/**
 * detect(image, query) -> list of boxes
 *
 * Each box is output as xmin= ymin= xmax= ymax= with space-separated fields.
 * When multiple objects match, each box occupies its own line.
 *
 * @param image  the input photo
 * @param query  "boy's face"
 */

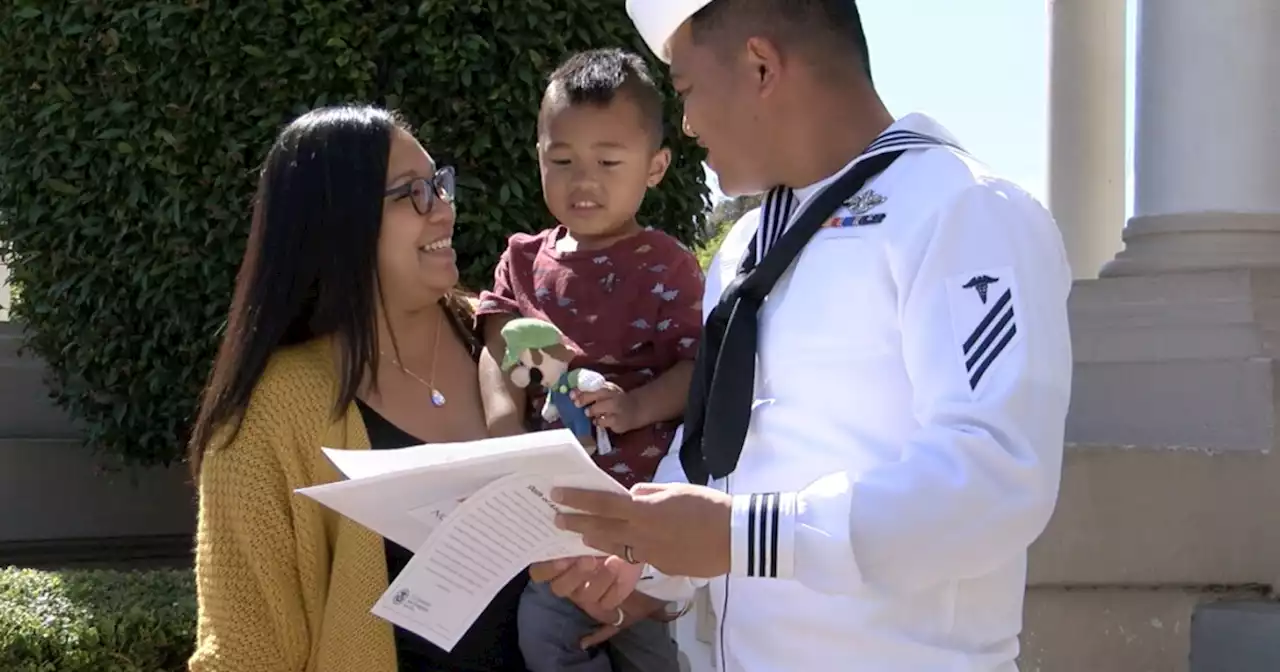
xmin=537 ymin=92 xmax=671 ymax=241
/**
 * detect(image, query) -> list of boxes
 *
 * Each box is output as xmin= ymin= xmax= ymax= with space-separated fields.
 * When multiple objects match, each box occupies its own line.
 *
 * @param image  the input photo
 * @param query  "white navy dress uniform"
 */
xmin=626 ymin=1 xmax=1074 ymax=671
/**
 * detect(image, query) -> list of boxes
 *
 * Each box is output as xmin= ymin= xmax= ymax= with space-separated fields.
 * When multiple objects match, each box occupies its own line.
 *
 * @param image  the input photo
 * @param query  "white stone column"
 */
xmin=1103 ymin=0 xmax=1280 ymax=276
xmin=1047 ymin=0 xmax=1127 ymax=280
xmin=1048 ymin=6 xmax=1280 ymax=667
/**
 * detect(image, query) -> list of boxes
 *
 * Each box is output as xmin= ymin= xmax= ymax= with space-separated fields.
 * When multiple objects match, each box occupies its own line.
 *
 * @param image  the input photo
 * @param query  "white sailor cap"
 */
xmin=626 ymin=0 xmax=716 ymax=63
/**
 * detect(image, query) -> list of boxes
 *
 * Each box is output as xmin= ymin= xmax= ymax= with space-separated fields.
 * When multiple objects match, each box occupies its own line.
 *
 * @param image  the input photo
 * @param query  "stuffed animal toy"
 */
xmin=500 ymin=317 xmax=613 ymax=455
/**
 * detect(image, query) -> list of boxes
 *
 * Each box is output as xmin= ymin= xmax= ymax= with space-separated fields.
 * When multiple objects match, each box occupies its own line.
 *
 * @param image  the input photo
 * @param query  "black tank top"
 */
xmin=355 ymin=300 xmax=529 ymax=672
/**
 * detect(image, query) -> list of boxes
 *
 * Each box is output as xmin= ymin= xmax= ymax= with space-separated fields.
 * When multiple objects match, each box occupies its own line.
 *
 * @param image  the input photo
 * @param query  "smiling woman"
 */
xmin=186 ymin=105 xmax=529 ymax=672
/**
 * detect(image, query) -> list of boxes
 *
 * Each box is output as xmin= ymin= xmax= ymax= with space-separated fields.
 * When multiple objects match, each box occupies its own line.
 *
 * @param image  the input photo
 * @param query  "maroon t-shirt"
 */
xmin=477 ymin=226 xmax=705 ymax=487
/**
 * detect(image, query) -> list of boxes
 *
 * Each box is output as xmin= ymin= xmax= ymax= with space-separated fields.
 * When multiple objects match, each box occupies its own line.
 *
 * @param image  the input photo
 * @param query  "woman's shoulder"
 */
xmin=261 ymin=338 xmax=338 ymax=392
xmin=238 ymin=339 xmax=339 ymax=433
xmin=199 ymin=339 xmax=339 ymax=476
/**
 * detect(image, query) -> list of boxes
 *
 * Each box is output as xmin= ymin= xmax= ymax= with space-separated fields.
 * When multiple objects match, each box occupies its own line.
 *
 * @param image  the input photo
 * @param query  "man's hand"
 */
xmin=528 ymin=555 xmax=643 ymax=611
xmin=573 ymin=384 xmax=640 ymax=434
xmin=553 ymin=482 xmax=732 ymax=578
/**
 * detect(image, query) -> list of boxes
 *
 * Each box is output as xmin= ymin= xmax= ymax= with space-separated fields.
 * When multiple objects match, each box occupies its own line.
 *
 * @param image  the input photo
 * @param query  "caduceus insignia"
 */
xmin=963 ymin=274 xmax=1000 ymax=303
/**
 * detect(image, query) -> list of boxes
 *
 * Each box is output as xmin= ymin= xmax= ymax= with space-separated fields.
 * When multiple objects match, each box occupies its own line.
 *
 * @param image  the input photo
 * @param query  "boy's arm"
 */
xmin=625 ymin=360 xmax=694 ymax=428
xmin=479 ymin=313 xmax=527 ymax=437
xmin=477 ymin=242 xmax=531 ymax=438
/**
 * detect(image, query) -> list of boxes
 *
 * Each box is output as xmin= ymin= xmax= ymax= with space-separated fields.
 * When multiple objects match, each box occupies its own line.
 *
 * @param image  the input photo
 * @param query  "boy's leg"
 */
xmin=518 ymin=580 xmax=615 ymax=672
xmin=606 ymin=617 xmax=683 ymax=672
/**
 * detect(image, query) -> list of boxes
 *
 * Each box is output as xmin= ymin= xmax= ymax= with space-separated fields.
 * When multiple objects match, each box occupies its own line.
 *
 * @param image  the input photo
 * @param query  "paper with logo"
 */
xmin=294 ymin=428 xmax=628 ymax=651
xmin=371 ymin=472 xmax=600 ymax=650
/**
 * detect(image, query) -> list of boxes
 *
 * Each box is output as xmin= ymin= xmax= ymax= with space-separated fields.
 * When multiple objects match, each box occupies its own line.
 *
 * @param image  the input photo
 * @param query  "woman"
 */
xmin=187 ymin=105 xmax=527 ymax=672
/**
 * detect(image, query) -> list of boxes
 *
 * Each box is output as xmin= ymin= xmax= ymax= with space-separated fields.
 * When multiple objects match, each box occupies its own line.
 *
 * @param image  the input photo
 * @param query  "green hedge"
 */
xmin=697 ymin=194 xmax=763 ymax=269
xmin=0 ymin=567 xmax=195 ymax=671
xmin=0 ymin=1 xmax=707 ymax=467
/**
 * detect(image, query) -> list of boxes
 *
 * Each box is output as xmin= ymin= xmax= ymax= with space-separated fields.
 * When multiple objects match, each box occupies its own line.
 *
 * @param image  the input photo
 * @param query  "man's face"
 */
xmin=668 ymin=23 xmax=775 ymax=196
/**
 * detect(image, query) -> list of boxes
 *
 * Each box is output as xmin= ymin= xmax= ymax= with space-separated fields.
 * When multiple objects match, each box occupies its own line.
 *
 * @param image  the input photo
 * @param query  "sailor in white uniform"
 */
xmin=533 ymin=1 xmax=1073 ymax=670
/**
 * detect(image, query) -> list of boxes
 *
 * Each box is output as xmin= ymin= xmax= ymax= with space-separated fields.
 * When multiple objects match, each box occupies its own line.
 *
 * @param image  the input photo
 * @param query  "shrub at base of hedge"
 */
xmin=0 ymin=567 xmax=195 ymax=672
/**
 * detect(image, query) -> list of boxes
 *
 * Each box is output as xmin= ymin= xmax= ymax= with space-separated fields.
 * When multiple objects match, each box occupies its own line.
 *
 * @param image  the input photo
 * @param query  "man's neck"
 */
xmin=779 ymin=88 xmax=896 ymax=189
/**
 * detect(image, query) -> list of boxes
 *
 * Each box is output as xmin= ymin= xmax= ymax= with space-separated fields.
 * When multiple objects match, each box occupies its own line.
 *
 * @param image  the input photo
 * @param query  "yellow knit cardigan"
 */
xmin=189 ymin=338 xmax=398 ymax=672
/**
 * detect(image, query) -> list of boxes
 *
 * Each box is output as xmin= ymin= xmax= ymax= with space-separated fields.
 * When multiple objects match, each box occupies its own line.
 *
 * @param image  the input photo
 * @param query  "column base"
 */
xmin=1019 ymin=587 xmax=1265 ymax=672
xmin=1031 ymin=267 xmax=1280 ymax=588
xmin=1101 ymin=212 xmax=1280 ymax=277
xmin=1068 ymin=267 xmax=1280 ymax=451
xmin=1191 ymin=601 xmax=1280 ymax=672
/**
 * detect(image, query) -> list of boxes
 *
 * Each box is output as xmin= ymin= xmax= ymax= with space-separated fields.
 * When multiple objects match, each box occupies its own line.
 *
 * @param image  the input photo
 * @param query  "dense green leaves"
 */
xmin=0 ymin=0 xmax=708 ymax=467
xmin=0 ymin=568 xmax=195 ymax=671
xmin=698 ymin=194 xmax=764 ymax=269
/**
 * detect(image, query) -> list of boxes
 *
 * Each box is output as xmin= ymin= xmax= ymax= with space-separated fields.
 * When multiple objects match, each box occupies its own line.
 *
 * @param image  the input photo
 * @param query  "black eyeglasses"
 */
xmin=385 ymin=166 xmax=455 ymax=215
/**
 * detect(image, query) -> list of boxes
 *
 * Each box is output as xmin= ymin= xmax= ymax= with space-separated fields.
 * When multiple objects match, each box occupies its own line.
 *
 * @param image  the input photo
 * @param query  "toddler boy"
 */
xmin=477 ymin=48 xmax=703 ymax=672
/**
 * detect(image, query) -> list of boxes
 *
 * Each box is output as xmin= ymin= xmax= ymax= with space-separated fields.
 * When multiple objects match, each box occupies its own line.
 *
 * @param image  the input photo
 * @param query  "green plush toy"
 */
xmin=500 ymin=317 xmax=613 ymax=455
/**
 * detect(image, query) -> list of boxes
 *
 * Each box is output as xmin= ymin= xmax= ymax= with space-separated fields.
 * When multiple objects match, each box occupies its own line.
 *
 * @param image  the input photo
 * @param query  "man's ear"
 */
xmin=744 ymin=36 xmax=783 ymax=98
xmin=647 ymin=147 xmax=672 ymax=188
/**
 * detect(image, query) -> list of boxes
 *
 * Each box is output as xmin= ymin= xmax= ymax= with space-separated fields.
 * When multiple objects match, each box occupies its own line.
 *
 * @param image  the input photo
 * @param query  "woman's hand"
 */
xmin=577 ymin=591 xmax=670 ymax=649
xmin=529 ymin=555 xmax=643 ymax=611
xmin=571 ymin=554 xmax=644 ymax=612
xmin=573 ymin=383 xmax=640 ymax=434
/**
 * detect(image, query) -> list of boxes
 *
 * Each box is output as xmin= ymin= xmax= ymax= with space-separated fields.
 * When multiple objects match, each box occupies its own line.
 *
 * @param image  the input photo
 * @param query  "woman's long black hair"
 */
xmin=188 ymin=105 xmax=468 ymax=475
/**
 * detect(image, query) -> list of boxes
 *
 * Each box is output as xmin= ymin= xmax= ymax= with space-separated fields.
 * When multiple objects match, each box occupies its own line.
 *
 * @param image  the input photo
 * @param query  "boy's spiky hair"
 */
xmin=543 ymin=48 xmax=666 ymax=147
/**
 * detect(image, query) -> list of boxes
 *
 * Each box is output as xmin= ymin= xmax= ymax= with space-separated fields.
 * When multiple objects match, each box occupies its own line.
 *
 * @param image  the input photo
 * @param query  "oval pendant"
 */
xmin=430 ymin=388 xmax=447 ymax=408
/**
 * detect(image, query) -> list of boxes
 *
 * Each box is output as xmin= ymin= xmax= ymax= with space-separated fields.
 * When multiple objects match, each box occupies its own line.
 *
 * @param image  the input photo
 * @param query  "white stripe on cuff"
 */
xmin=730 ymin=492 xmax=797 ymax=579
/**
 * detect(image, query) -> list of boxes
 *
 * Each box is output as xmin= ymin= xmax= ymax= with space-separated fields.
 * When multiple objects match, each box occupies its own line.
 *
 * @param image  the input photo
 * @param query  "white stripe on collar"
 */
xmin=757 ymin=188 xmax=797 ymax=263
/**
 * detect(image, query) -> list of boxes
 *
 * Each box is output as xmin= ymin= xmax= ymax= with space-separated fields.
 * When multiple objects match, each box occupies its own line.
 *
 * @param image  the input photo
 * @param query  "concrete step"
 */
xmin=1030 ymin=445 xmax=1280 ymax=587
xmin=1020 ymin=586 xmax=1267 ymax=672
xmin=0 ymin=321 xmax=81 ymax=438
xmin=0 ymin=438 xmax=194 ymax=544
xmin=675 ymin=583 xmax=1262 ymax=672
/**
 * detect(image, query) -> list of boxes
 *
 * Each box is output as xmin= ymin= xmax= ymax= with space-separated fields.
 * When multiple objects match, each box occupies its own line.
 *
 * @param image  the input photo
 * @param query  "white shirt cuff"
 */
xmin=794 ymin=471 xmax=865 ymax=593
xmin=729 ymin=492 xmax=797 ymax=579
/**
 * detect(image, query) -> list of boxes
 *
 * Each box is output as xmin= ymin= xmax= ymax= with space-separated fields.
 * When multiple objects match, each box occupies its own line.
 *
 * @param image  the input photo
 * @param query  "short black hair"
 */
xmin=542 ymin=48 xmax=666 ymax=147
xmin=690 ymin=0 xmax=873 ymax=83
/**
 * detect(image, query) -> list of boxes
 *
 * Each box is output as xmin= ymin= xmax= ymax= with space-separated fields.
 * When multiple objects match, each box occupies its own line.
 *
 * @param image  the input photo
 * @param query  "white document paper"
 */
xmin=372 ymin=472 xmax=595 ymax=651
xmin=294 ymin=429 xmax=628 ymax=651
xmin=296 ymin=428 xmax=625 ymax=551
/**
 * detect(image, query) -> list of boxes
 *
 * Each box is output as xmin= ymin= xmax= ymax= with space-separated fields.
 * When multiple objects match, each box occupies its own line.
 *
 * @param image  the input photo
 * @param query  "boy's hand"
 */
xmin=573 ymin=384 xmax=639 ymax=434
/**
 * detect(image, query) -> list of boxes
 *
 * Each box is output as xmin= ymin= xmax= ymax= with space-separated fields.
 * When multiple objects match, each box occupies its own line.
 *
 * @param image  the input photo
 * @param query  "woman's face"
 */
xmin=378 ymin=129 xmax=458 ymax=309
